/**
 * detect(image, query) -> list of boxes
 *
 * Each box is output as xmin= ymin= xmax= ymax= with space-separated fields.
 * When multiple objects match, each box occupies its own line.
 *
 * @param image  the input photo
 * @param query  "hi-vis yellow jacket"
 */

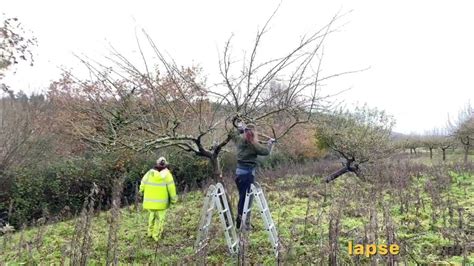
xmin=140 ymin=168 xmax=178 ymax=210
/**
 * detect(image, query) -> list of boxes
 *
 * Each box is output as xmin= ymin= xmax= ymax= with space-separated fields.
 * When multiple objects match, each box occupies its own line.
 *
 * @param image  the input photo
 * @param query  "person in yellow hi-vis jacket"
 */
xmin=140 ymin=157 xmax=178 ymax=241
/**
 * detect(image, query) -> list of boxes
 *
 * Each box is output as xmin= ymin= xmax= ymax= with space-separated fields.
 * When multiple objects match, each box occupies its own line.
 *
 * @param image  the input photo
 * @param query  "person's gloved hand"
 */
xmin=267 ymin=138 xmax=276 ymax=144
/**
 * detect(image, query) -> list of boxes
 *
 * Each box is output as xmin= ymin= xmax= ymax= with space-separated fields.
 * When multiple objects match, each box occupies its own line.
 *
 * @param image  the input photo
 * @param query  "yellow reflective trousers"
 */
xmin=147 ymin=209 xmax=167 ymax=241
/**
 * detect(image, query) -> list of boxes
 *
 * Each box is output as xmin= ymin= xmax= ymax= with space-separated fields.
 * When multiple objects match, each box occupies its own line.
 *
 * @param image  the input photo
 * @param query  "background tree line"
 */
xmin=2 ymin=84 xmax=472 ymax=227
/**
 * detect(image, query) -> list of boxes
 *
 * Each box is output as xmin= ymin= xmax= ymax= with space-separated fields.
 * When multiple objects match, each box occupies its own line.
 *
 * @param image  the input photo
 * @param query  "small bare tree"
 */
xmin=449 ymin=102 xmax=474 ymax=163
xmin=438 ymin=134 xmax=454 ymax=161
xmin=403 ymin=134 xmax=422 ymax=155
xmin=52 ymin=10 xmax=355 ymax=180
xmin=315 ymin=105 xmax=395 ymax=182
xmin=421 ymin=132 xmax=440 ymax=160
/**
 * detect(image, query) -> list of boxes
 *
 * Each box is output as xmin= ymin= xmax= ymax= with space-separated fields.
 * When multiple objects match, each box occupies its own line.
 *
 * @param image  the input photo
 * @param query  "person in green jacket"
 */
xmin=230 ymin=123 xmax=275 ymax=229
xmin=140 ymin=157 xmax=178 ymax=241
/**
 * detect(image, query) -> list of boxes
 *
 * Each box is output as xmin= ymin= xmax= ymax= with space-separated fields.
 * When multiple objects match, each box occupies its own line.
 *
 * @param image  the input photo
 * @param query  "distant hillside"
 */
xmin=390 ymin=131 xmax=408 ymax=140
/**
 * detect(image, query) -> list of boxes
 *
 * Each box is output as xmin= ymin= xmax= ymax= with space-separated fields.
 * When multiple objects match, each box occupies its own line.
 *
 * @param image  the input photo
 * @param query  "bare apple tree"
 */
xmin=51 ymin=11 xmax=355 ymax=180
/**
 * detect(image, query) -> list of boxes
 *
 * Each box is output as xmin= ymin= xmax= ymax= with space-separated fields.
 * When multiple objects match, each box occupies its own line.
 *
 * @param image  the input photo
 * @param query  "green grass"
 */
xmin=1 ymin=169 xmax=473 ymax=264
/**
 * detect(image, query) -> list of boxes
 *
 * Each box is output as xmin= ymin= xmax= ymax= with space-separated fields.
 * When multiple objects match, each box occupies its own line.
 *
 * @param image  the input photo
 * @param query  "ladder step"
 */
xmin=197 ymin=242 xmax=208 ymax=250
xmin=267 ymin=223 xmax=274 ymax=230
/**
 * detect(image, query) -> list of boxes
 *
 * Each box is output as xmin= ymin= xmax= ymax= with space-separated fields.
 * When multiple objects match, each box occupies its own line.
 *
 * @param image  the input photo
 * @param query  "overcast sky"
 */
xmin=2 ymin=0 xmax=473 ymax=134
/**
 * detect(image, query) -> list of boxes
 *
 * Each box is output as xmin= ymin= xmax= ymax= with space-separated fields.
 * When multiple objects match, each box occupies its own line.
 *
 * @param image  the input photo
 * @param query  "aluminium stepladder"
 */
xmin=194 ymin=182 xmax=279 ymax=257
xmin=194 ymin=183 xmax=239 ymax=254
xmin=241 ymin=182 xmax=279 ymax=257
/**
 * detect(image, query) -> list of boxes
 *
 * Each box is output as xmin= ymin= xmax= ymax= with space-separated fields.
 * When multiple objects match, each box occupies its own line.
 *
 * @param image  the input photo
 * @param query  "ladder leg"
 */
xmin=245 ymin=192 xmax=254 ymax=227
xmin=195 ymin=185 xmax=216 ymax=252
xmin=215 ymin=183 xmax=239 ymax=254
xmin=253 ymin=183 xmax=279 ymax=256
xmin=222 ymin=192 xmax=239 ymax=254
xmin=240 ymin=185 xmax=254 ymax=232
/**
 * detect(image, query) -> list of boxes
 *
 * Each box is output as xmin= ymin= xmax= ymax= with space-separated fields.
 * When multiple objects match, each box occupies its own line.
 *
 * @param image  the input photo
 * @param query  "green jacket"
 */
xmin=230 ymin=129 xmax=271 ymax=168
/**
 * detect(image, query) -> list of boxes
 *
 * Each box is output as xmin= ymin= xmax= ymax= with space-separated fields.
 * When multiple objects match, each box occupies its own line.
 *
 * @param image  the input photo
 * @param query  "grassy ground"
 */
xmin=1 ymin=164 xmax=473 ymax=264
